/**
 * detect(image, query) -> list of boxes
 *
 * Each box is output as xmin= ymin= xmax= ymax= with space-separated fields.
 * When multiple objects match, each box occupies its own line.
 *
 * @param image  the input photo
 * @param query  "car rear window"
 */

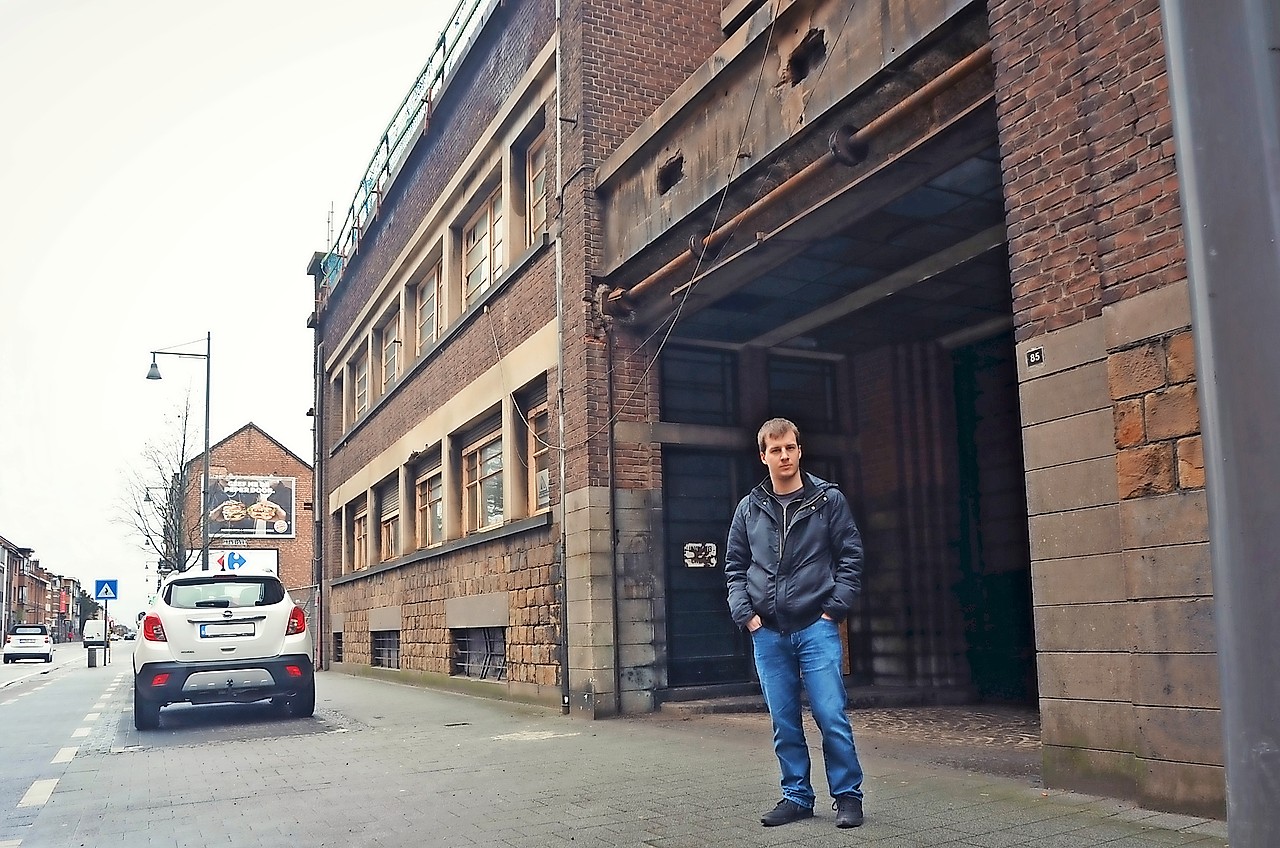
xmin=165 ymin=577 xmax=286 ymax=610
xmin=12 ymin=625 xmax=47 ymax=635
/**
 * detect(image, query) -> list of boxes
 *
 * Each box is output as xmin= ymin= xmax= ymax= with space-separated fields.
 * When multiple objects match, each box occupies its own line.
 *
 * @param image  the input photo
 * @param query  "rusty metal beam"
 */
xmin=604 ymin=42 xmax=994 ymax=316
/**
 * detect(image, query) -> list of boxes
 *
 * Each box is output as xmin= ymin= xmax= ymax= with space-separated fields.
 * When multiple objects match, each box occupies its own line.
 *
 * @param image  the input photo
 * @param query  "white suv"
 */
xmin=132 ymin=566 xmax=315 ymax=730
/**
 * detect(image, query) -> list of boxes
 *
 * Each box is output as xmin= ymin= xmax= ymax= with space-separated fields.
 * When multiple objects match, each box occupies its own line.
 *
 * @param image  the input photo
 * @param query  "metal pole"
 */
xmin=202 ymin=331 xmax=212 ymax=571
xmin=1160 ymin=1 xmax=1280 ymax=842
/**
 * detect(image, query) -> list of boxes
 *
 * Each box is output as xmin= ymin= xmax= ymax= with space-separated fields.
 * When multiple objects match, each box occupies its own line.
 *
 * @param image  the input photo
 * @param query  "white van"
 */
xmin=83 ymin=620 xmax=107 ymax=647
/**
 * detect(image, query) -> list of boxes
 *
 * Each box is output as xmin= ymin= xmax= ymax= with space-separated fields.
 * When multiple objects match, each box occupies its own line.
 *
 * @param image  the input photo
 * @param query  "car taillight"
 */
xmin=286 ymin=606 xmax=306 ymax=636
xmin=43 ymin=636 xmax=51 ymax=644
xmin=285 ymin=665 xmax=303 ymax=678
xmin=151 ymin=673 xmax=170 ymax=687
xmin=2 ymin=635 xmax=9 ymax=645
xmin=142 ymin=614 xmax=167 ymax=642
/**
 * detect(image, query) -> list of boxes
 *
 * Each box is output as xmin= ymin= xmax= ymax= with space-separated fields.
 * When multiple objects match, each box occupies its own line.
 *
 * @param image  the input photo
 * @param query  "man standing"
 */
xmin=725 ymin=417 xmax=866 ymax=828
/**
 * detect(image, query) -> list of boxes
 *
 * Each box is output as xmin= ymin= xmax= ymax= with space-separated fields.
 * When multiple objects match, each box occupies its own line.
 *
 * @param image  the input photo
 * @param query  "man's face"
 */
xmin=760 ymin=431 xmax=802 ymax=488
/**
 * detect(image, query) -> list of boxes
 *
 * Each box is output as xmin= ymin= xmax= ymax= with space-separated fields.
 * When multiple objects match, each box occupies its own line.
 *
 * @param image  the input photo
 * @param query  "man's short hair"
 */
xmin=757 ymin=417 xmax=801 ymax=453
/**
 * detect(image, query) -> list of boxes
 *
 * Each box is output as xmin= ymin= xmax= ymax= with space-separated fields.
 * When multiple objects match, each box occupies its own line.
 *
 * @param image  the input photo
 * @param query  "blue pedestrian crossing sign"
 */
xmin=94 ymin=580 xmax=119 ymax=601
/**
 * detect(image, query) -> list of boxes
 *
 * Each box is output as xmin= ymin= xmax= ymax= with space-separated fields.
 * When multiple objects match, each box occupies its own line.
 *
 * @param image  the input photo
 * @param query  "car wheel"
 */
xmin=287 ymin=680 xmax=315 ymax=718
xmin=133 ymin=685 xmax=161 ymax=731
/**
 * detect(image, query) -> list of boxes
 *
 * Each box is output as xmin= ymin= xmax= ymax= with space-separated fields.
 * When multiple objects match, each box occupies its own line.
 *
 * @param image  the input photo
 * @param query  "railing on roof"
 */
xmin=319 ymin=0 xmax=489 ymax=294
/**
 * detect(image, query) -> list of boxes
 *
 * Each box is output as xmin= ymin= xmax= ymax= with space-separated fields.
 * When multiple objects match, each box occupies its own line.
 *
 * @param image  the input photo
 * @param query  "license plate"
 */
xmin=200 ymin=622 xmax=255 ymax=638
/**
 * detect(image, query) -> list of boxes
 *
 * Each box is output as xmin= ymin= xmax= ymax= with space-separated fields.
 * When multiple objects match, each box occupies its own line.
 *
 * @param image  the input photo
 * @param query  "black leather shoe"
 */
xmin=833 ymin=796 xmax=864 ymax=828
xmin=761 ymin=799 xmax=814 ymax=826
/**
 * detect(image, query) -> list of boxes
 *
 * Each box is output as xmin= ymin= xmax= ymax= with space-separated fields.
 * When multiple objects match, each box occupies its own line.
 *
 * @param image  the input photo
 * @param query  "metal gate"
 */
xmin=663 ymin=449 xmax=757 ymax=687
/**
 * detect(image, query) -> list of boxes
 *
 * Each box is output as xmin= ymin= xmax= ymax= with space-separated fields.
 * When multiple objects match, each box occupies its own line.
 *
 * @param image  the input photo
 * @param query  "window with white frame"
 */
xmin=351 ymin=506 xmax=369 ymax=572
xmin=378 ymin=478 xmax=399 ymax=561
xmin=527 ymin=135 xmax=548 ymax=244
xmin=527 ymin=403 xmax=551 ymax=511
xmin=415 ymin=467 xmax=444 ymax=548
xmin=464 ymin=189 xmax=505 ymax=305
xmin=353 ymin=352 xmax=369 ymax=419
xmin=416 ymin=262 xmax=442 ymax=354
xmin=379 ymin=312 xmax=400 ymax=391
xmin=463 ymin=426 xmax=503 ymax=533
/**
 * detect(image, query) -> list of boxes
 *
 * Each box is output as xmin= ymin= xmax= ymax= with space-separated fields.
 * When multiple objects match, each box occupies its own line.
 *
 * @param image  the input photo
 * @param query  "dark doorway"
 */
xmin=952 ymin=333 xmax=1037 ymax=703
xmin=663 ymin=449 xmax=758 ymax=687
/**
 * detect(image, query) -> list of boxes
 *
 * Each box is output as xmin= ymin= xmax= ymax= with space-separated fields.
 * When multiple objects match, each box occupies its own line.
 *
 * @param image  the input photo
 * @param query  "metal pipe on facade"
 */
xmin=605 ymin=329 xmax=622 ymax=716
xmin=604 ymin=43 xmax=994 ymax=315
xmin=553 ymin=0 xmax=571 ymax=716
xmin=1161 ymin=0 xmax=1280 ymax=841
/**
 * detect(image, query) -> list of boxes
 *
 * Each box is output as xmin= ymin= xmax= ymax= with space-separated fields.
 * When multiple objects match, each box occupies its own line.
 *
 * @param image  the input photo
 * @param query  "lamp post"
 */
xmin=146 ymin=332 xmax=212 ymax=571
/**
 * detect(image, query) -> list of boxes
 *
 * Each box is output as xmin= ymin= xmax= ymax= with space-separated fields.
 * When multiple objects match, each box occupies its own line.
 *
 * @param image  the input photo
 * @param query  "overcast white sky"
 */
xmin=0 ymin=0 xmax=453 ymax=623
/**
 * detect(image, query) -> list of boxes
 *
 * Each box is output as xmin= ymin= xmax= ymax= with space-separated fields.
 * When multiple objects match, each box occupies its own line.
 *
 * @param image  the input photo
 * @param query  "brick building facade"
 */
xmin=191 ymin=423 xmax=315 ymax=603
xmin=310 ymin=0 xmax=1228 ymax=816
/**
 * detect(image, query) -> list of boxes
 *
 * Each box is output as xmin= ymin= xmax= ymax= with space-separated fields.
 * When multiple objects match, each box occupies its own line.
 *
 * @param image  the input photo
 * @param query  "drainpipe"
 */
xmin=313 ymin=336 xmax=325 ymax=670
xmin=603 ymin=43 xmax=994 ymax=315
xmin=605 ymin=327 xmax=622 ymax=716
xmin=1161 ymin=1 xmax=1280 ymax=841
xmin=553 ymin=0 xmax=571 ymax=716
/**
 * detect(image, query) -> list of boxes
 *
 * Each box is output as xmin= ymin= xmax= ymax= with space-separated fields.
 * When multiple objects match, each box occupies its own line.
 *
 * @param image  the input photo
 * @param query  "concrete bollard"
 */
xmin=87 ymin=647 xmax=98 ymax=668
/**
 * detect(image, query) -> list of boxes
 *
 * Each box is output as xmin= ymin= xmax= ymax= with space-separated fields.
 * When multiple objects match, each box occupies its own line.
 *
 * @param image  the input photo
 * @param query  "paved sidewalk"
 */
xmin=29 ymin=671 xmax=1228 ymax=847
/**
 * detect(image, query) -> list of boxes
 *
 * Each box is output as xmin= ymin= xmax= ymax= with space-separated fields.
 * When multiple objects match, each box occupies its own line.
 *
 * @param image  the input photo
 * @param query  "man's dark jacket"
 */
xmin=725 ymin=472 xmax=863 ymax=633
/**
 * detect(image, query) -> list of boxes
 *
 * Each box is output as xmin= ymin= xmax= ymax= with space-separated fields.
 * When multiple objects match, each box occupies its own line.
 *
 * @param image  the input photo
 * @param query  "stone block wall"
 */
xmin=990 ymin=0 xmax=1222 ymax=816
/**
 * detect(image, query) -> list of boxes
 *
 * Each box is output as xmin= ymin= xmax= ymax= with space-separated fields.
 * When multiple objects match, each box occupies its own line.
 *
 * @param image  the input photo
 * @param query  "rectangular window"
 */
xmin=371 ymin=630 xmax=400 ymax=669
xmin=768 ymin=355 xmax=838 ymax=433
xmin=527 ymin=405 xmax=551 ymax=511
xmin=379 ymin=515 xmax=399 ymax=561
xmin=415 ymin=469 xmax=444 ymax=548
xmin=660 ymin=345 xmax=738 ymax=425
xmin=332 ymin=632 xmax=344 ymax=662
xmin=453 ymin=627 xmax=506 ymax=680
xmin=378 ymin=479 xmax=400 ymax=562
xmin=380 ymin=315 xmax=400 ymax=390
xmin=416 ymin=263 xmax=442 ymax=353
xmin=353 ymin=353 xmax=369 ymax=418
xmin=352 ymin=510 xmax=368 ymax=571
xmin=464 ymin=189 xmax=505 ymax=305
xmin=527 ymin=136 xmax=548 ymax=244
xmin=464 ymin=430 xmax=503 ymax=533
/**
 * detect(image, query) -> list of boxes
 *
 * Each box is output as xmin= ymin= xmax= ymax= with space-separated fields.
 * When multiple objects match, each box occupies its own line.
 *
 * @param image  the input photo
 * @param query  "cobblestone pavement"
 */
xmin=13 ymin=671 xmax=1226 ymax=848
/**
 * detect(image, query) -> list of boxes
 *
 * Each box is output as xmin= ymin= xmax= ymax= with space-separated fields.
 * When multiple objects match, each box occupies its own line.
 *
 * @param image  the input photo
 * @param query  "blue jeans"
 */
xmin=752 ymin=617 xmax=864 ymax=807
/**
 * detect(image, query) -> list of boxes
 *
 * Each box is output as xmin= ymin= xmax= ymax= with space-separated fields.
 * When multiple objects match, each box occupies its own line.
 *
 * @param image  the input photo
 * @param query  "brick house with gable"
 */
xmin=190 ymin=423 xmax=315 ymax=605
xmin=307 ymin=0 xmax=1247 ymax=817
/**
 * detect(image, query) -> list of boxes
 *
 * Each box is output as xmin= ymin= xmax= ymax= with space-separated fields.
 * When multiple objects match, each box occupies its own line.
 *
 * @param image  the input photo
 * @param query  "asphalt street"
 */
xmin=0 ymin=657 xmax=1229 ymax=848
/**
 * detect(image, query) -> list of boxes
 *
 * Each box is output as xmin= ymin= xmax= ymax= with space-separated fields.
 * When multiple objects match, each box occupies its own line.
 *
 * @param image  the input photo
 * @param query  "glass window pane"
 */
xmin=660 ymin=346 xmax=738 ymax=425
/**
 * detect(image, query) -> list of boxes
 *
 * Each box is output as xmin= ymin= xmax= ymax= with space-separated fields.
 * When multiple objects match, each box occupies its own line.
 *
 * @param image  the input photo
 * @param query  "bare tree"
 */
xmin=118 ymin=396 xmax=203 ymax=574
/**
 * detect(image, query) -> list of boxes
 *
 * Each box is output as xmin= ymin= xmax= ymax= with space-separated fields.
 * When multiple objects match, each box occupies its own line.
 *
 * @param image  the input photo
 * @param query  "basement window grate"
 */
xmin=453 ymin=626 xmax=507 ymax=681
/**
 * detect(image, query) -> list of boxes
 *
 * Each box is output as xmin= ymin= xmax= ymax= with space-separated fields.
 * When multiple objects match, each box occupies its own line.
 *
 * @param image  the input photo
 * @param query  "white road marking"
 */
xmin=1 ymin=699 xmax=15 ymax=706
xmin=18 ymin=779 xmax=57 ymax=807
xmin=71 ymin=727 xmax=90 ymax=738
xmin=491 ymin=730 xmax=582 ymax=742
xmin=0 ymin=838 xmax=23 ymax=847
xmin=52 ymin=747 xmax=77 ymax=764
xmin=93 ymin=703 xmax=105 ymax=710
xmin=84 ymin=713 xmax=100 ymax=721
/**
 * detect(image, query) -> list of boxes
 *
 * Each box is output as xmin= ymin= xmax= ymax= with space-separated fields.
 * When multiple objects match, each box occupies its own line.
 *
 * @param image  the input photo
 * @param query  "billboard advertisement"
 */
xmin=208 ymin=474 xmax=296 ymax=538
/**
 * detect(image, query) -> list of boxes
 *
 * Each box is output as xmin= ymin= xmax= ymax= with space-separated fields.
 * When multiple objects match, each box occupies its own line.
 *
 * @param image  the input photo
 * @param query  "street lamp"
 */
xmin=146 ymin=332 xmax=212 ymax=571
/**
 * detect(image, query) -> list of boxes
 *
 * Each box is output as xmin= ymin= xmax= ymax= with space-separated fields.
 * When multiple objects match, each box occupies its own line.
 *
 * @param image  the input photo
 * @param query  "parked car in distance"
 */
xmin=132 ymin=565 xmax=315 ymax=730
xmin=82 ymin=619 xmax=107 ymax=648
xmin=4 ymin=624 xmax=54 ymax=663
